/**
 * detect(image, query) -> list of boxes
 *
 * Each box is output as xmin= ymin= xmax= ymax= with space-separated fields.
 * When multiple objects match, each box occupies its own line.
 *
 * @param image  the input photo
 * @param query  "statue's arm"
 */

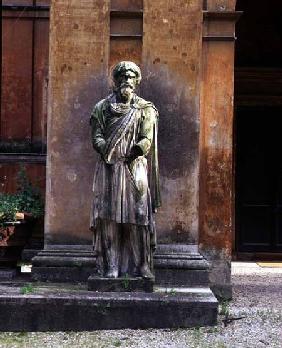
xmin=135 ymin=106 xmax=157 ymax=156
xmin=90 ymin=105 xmax=106 ymax=156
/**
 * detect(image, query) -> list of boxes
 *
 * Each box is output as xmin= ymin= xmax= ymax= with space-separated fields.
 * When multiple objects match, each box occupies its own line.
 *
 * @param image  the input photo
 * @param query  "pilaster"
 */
xmin=199 ymin=3 xmax=242 ymax=298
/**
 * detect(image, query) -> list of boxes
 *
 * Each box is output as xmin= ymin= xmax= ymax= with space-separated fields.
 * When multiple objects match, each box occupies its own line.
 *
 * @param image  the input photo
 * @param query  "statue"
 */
xmin=90 ymin=61 xmax=161 ymax=280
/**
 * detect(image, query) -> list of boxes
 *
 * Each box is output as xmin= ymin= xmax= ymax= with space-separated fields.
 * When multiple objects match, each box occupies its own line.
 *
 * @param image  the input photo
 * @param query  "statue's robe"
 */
xmin=90 ymin=94 xmax=160 ymax=271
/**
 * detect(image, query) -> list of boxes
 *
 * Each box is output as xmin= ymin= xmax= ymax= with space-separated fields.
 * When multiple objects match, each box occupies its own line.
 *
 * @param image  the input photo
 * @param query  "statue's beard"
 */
xmin=117 ymin=83 xmax=135 ymax=103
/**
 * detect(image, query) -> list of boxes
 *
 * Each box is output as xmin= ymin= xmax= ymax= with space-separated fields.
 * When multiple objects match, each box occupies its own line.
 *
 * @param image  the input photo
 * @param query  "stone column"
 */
xmin=142 ymin=0 xmax=210 ymax=287
xmin=32 ymin=0 xmax=110 ymax=281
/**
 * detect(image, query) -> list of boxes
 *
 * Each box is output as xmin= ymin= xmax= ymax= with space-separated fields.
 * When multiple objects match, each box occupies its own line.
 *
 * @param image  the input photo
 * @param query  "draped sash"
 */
xmin=103 ymin=108 xmax=135 ymax=163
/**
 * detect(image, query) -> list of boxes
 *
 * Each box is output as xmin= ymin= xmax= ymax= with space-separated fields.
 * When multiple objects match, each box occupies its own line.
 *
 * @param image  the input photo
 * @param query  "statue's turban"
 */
xmin=112 ymin=61 xmax=142 ymax=85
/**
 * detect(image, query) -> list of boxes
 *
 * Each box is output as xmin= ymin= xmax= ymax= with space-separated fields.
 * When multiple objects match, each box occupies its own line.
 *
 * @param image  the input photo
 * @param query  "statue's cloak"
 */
xmin=90 ymin=94 xmax=161 ymax=251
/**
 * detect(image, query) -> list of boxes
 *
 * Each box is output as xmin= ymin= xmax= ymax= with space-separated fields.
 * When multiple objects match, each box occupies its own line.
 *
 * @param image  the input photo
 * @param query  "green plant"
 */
xmin=0 ymin=194 xmax=19 ymax=226
xmin=20 ymin=283 xmax=34 ymax=294
xmin=163 ymin=288 xmax=177 ymax=295
xmin=122 ymin=274 xmax=130 ymax=290
xmin=0 ymin=166 xmax=44 ymax=226
xmin=112 ymin=339 xmax=122 ymax=347
xmin=169 ymin=288 xmax=177 ymax=295
xmin=219 ymin=300 xmax=230 ymax=317
xmin=15 ymin=166 xmax=44 ymax=218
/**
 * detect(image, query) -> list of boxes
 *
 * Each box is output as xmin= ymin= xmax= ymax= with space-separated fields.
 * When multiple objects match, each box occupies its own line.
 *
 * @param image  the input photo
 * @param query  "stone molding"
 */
xmin=202 ymin=10 xmax=242 ymax=42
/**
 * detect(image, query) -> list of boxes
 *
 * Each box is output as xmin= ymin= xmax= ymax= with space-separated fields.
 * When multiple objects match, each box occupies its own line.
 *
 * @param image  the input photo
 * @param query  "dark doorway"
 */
xmin=236 ymin=106 xmax=282 ymax=252
xmin=235 ymin=0 xmax=282 ymax=254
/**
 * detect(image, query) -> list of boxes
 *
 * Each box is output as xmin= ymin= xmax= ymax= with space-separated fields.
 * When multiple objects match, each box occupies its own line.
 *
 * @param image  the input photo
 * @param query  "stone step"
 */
xmin=0 ymin=268 xmax=17 ymax=281
xmin=0 ymin=283 xmax=218 ymax=330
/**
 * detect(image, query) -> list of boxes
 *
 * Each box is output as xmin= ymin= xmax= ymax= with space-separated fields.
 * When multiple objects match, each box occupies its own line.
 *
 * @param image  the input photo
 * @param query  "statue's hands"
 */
xmin=100 ymin=146 xmax=106 ymax=161
xmin=126 ymin=146 xmax=143 ymax=164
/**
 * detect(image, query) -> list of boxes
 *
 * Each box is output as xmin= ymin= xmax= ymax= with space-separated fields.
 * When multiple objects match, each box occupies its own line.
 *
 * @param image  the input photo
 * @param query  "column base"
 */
xmin=32 ymin=247 xmax=96 ymax=282
xmin=154 ymin=244 xmax=210 ymax=287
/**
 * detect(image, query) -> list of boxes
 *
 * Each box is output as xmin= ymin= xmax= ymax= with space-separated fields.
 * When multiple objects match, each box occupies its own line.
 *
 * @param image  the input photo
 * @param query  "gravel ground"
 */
xmin=0 ymin=263 xmax=281 ymax=348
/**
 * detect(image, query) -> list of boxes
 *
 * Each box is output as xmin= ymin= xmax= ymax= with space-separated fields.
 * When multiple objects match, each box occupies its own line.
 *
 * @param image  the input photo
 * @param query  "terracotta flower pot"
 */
xmin=0 ymin=225 xmax=16 ymax=247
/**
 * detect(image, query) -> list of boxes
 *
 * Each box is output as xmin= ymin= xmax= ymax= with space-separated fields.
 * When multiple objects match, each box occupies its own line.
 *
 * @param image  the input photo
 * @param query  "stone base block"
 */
xmin=88 ymin=276 xmax=154 ymax=292
xmin=154 ymin=244 xmax=210 ymax=287
xmin=32 ymin=249 xmax=96 ymax=282
xmin=155 ymin=269 xmax=209 ymax=287
xmin=0 ymin=287 xmax=218 ymax=330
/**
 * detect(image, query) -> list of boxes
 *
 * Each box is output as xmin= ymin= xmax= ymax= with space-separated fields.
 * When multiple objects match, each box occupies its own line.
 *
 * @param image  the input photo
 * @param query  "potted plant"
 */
xmin=0 ymin=193 xmax=20 ymax=246
xmin=0 ymin=167 xmax=44 ymax=266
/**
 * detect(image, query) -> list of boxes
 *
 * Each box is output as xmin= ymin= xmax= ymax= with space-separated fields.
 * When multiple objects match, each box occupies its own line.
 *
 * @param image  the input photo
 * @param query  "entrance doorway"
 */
xmin=236 ymin=106 xmax=282 ymax=252
xmin=235 ymin=0 xmax=282 ymax=255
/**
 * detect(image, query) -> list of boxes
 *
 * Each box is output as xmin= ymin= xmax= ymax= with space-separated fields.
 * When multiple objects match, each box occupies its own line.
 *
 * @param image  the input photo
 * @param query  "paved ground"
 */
xmin=0 ymin=262 xmax=281 ymax=348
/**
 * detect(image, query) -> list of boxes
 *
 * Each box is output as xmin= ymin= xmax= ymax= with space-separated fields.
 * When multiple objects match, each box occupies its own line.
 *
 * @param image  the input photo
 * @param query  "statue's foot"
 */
xmin=140 ymin=265 xmax=154 ymax=280
xmin=105 ymin=269 xmax=119 ymax=278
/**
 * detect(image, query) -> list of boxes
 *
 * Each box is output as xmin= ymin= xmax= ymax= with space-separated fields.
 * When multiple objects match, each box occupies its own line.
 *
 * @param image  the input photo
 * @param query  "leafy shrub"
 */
xmin=15 ymin=166 xmax=44 ymax=219
xmin=0 ymin=167 xmax=44 ymax=226
xmin=0 ymin=193 xmax=19 ymax=225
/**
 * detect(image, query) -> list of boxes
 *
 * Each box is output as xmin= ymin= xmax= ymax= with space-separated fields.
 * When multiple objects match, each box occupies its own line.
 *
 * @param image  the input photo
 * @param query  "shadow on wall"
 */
xmin=141 ymin=65 xmax=199 ymax=180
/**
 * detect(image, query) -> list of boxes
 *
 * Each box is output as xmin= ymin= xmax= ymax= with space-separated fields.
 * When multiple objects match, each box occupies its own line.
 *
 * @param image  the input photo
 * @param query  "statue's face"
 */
xmin=115 ymin=69 xmax=138 ymax=102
